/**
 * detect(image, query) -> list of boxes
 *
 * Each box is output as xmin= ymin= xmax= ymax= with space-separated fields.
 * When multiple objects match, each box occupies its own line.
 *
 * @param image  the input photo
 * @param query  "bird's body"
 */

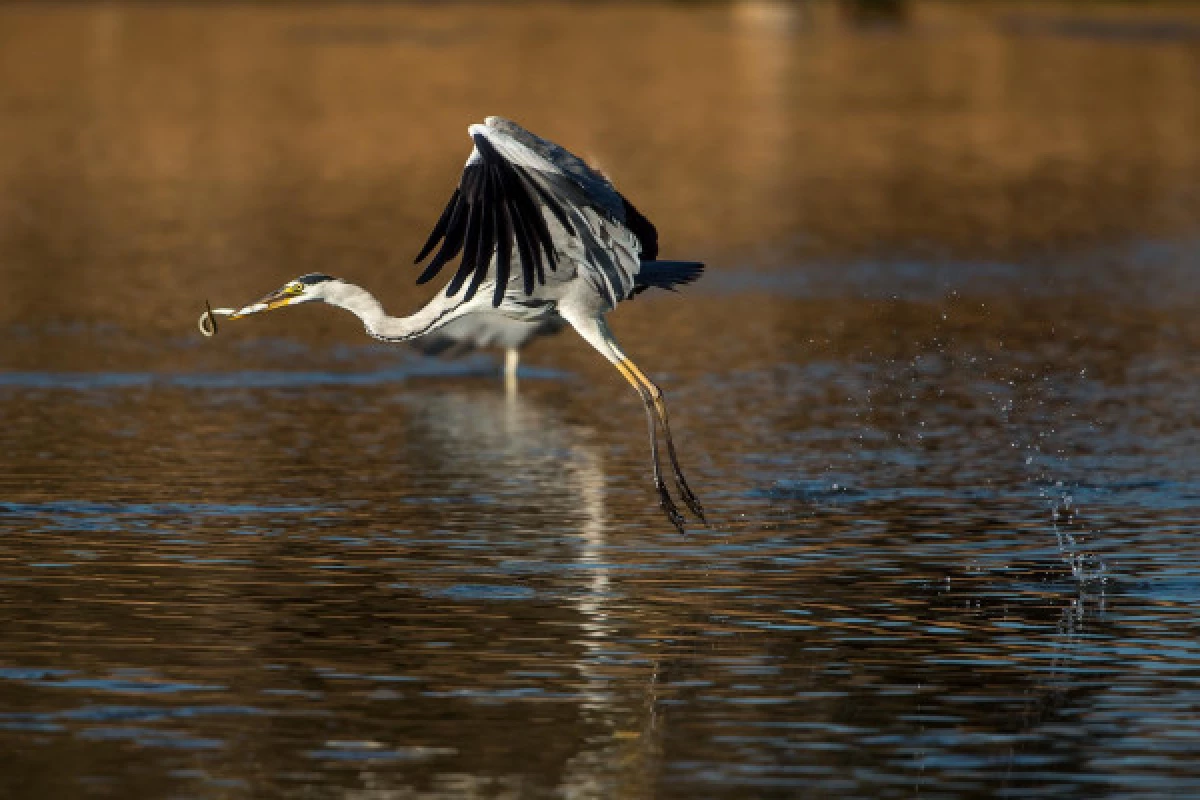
xmin=226 ymin=116 xmax=705 ymax=531
xmin=407 ymin=314 xmax=564 ymax=389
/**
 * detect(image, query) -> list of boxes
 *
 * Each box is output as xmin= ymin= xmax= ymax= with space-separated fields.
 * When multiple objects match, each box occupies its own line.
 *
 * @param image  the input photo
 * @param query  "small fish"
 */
xmin=198 ymin=301 xmax=239 ymax=338
xmin=199 ymin=300 xmax=218 ymax=337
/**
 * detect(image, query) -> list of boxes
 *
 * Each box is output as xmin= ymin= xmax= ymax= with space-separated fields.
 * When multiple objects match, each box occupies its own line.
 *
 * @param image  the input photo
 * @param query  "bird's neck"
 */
xmin=324 ymin=282 xmax=438 ymax=342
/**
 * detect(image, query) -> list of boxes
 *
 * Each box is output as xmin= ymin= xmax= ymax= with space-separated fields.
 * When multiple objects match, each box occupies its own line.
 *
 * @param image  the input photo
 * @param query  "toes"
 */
xmin=663 ymin=504 xmax=687 ymax=535
xmin=682 ymin=490 xmax=707 ymax=526
xmin=674 ymin=471 xmax=707 ymax=525
xmin=657 ymin=483 xmax=686 ymax=535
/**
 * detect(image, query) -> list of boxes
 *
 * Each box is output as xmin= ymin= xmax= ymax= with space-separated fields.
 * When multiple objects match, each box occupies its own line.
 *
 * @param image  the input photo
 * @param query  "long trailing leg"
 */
xmin=610 ymin=356 xmax=686 ymax=533
xmin=620 ymin=358 xmax=707 ymax=524
xmin=566 ymin=312 xmax=698 ymax=533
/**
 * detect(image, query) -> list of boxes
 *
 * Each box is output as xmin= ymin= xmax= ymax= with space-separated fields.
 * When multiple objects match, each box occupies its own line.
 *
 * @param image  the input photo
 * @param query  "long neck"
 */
xmin=324 ymin=282 xmax=444 ymax=342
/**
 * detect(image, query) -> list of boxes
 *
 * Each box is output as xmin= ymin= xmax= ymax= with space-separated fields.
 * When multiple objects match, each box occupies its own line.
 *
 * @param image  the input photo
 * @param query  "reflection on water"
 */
xmin=4 ymin=292 xmax=1200 ymax=798
xmin=3 ymin=2 xmax=1200 ymax=798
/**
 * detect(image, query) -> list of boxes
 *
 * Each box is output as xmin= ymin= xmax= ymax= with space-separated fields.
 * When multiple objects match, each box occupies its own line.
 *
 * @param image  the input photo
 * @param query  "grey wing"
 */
xmin=485 ymin=116 xmax=661 ymax=262
xmin=413 ymin=117 xmax=655 ymax=309
xmin=407 ymin=313 xmax=565 ymax=358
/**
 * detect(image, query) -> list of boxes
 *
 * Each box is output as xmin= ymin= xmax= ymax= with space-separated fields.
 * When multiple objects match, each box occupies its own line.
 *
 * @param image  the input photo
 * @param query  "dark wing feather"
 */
xmin=463 ymin=188 xmax=496 ymax=302
xmin=496 ymin=155 xmax=552 ymax=280
xmin=413 ymin=119 xmax=660 ymax=307
xmin=413 ymin=132 xmax=566 ymax=307
xmin=492 ymin=180 xmax=514 ymax=307
xmin=620 ymin=196 xmax=659 ymax=261
xmin=506 ymin=191 xmax=539 ymax=296
xmin=517 ymin=171 xmax=561 ymax=270
xmin=414 ymin=188 xmax=460 ymax=264
xmin=445 ymin=191 xmax=483 ymax=296
xmin=416 ymin=190 xmax=469 ymax=284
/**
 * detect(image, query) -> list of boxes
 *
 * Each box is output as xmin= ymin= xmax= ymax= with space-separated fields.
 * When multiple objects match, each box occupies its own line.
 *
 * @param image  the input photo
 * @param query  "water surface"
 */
xmin=2 ymin=3 xmax=1200 ymax=798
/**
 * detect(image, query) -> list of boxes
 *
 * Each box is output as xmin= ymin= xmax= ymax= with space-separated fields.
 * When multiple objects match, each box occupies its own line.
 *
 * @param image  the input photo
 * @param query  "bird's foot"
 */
xmin=657 ymin=480 xmax=687 ymax=535
xmin=673 ymin=469 xmax=707 ymax=525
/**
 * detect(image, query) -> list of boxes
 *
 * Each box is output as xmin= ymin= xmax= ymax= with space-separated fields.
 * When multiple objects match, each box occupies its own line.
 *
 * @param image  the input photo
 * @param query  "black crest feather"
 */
xmin=298 ymin=273 xmax=335 ymax=285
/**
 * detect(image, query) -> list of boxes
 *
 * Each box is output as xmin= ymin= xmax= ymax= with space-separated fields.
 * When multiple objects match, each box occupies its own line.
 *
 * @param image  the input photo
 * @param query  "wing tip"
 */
xmin=470 ymin=117 xmax=508 ymax=139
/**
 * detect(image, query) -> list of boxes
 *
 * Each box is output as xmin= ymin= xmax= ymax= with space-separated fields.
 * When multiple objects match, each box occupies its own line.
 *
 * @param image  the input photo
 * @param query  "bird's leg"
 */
xmin=566 ymin=313 xmax=693 ymax=534
xmin=618 ymin=360 xmax=706 ymax=524
xmin=504 ymin=348 xmax=519 ymax=396
xmin=611 ymin=358 xmax=686 ymax=534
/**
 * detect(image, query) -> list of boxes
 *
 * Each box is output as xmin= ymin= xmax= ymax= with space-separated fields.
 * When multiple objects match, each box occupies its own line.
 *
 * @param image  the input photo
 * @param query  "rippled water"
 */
xmin=3 ymin=3 xmax=1200 ymax=798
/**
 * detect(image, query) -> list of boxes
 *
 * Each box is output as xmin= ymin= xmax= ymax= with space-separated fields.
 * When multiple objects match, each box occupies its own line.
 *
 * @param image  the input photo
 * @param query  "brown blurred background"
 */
xmin=2 ymin=0 xmax=1199 ymax=371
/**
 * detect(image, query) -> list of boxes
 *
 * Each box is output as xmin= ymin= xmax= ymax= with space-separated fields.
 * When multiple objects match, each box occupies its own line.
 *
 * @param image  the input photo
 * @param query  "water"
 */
xmin=3 ymin=3 xmax=1200 ymax=798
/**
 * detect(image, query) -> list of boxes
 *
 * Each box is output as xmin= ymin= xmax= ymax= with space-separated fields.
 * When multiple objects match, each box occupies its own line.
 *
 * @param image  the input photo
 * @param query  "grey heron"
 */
xmin=223 ymin=116 xmax=705 ymax=532
xmin=405 ymin=313 xmax=564 ymax=392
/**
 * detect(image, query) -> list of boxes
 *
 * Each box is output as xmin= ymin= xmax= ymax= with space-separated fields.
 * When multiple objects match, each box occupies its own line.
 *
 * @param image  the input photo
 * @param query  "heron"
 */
xmin=405 ymin=313 xmax=563 ymax=393
xmin=223 ymin=116 xmax=705 ymax=532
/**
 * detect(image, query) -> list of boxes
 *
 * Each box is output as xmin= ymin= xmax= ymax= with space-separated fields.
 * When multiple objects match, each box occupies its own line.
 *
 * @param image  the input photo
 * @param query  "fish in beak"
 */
xmin=200 ymin=277 xmax=324 ymax=335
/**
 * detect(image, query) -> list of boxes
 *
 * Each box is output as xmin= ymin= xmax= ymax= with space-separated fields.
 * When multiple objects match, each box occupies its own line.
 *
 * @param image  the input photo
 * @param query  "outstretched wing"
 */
xmin=413 ymin=117 xmax=656 ymax=308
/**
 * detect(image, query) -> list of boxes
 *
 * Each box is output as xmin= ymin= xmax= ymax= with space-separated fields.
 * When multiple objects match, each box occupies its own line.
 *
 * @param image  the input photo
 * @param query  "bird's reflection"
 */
xmin=400 ymin=385 xmax=614 ymax=660
xmin=397 ymin=384 xmax=663 ymax=792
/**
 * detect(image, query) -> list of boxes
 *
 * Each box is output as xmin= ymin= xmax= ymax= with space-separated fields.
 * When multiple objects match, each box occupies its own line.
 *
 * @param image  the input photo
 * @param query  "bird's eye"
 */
xmin=288 ymin=282 xmax=304 ymax=294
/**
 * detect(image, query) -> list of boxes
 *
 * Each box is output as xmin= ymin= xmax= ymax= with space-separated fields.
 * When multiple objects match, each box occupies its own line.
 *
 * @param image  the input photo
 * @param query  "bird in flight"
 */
xmin=404 ymin=308 xmax=563 ymax=392
xmin=223 ymin=116 xmax=705 ymax=532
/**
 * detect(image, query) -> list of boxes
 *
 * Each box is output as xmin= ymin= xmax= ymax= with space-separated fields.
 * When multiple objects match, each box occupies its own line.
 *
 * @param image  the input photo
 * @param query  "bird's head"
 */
xmin=229 ymin=273 xmax=340 ymax=318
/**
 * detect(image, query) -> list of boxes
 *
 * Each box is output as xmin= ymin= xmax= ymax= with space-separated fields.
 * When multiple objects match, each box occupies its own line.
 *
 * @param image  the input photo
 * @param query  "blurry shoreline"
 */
xmin=1 ymin=0 xmax=1198 ymax=346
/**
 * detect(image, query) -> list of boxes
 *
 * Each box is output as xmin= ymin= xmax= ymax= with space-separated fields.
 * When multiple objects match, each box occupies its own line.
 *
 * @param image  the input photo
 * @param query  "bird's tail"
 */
xmin=634 ymin=261 xmax=705 ymax=293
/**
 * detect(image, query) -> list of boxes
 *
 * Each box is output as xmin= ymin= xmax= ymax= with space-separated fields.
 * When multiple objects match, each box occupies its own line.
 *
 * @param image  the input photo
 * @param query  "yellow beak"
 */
xmin=229 ymin=291 xmax=293 ymax=319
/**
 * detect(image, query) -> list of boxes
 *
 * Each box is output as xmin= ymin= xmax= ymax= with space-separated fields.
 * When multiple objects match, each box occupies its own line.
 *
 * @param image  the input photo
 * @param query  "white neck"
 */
xmin=322 ymin=281 xmax=444 ymax=342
